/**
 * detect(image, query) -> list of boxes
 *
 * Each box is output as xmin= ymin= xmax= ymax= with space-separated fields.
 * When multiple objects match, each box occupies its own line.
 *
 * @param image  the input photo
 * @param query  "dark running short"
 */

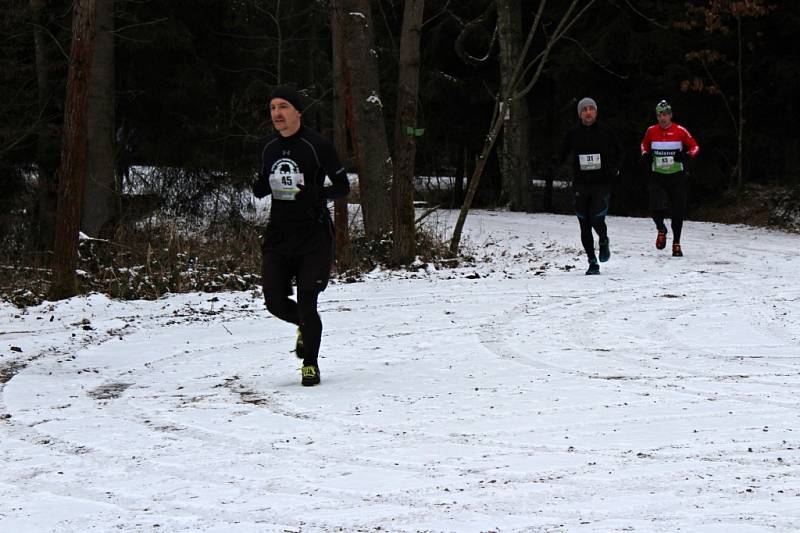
xmin=572 ymin=183 xmax=611 ymax=220
xmin=261 ymin=220 xmax=334 ymax=295
xmin=262 ymin=241 xmax=332 ymax=295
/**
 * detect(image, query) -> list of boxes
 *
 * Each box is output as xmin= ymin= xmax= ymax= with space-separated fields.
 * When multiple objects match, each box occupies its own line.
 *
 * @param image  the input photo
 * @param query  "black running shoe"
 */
xmin=295 ymin=328 xmax=304 ymax=359
xmin=586 ymin=262 xmax=600 ymax=275
xmin=301 ymin=364 xmax=320 ymax=386
xmin=599 ymin=238 xmax=611 ymax=262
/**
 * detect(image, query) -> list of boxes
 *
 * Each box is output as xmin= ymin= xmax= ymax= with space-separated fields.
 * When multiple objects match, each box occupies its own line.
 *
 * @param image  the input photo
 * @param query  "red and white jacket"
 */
xmin=640 ymin=122 xmax=699 ymax=175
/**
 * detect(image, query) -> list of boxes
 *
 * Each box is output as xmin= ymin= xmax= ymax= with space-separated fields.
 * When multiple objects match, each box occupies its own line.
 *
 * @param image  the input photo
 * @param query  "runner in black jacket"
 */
xmin=557 ymin=97 xmax=624 ymax=275
xmin=253 ymin=86 xmax=350 ymax=386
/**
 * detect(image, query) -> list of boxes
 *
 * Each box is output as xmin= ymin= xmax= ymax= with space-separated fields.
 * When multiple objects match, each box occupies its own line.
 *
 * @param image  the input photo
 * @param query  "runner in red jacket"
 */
xmin=640 ymin=100 xmax=699 ymax=257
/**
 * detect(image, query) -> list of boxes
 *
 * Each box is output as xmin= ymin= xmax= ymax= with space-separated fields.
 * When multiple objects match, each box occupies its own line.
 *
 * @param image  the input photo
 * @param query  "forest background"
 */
xmin=1 ymin=0 xmax=798 ymax=304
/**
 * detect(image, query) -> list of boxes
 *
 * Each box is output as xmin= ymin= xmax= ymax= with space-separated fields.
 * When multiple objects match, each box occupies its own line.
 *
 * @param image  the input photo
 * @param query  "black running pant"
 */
xmin=260 ymin=226 xmax=332 ymax=366
xmin=649 ymin=173 xmax=687 ymax=243
xmin=264 ymin=289 xmax=321 ymax=366
xmin=573 ymin=184 xmax=610 ymax=262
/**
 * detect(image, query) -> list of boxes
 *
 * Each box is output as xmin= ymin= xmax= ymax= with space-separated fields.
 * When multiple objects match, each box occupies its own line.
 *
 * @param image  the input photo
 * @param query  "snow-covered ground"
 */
xmin=1 ymin=211 xmax=799 ymax=533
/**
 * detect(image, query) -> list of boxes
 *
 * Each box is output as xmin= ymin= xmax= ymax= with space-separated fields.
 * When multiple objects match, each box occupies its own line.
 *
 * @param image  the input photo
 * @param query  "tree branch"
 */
xmin=516 ymin=0 xmax=597 ymax=99
xmin=454 ymin=2 xmax=498 ymax=67
xmin=561 ymin=36 xmax=629 ymax=79
xmin=618 ymin=0 xmax=669 ymax=29
xmin=423 ymin=0 xmax=451 ymax=28
xmin=28 ymin=22 xmax=69 ymax=60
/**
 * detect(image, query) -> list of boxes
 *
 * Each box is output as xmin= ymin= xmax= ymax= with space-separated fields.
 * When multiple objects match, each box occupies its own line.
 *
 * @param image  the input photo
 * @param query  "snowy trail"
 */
xmin=1 ymin=212 xmax=799 ymax=532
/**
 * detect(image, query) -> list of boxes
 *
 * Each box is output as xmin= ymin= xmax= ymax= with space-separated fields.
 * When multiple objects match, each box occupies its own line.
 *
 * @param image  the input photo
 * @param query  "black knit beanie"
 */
xmin=270 ymin=85 xmax=304 ymax=112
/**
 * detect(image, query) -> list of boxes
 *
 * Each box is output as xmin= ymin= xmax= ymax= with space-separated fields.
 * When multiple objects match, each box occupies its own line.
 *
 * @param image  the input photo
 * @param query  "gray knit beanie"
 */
xmin=577 ymin=97 xmax=597 ymax=116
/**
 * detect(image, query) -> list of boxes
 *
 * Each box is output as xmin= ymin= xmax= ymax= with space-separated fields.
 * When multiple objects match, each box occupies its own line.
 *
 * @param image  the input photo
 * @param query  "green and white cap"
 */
xmin=655 ymin=100 xmax=672 ymax=115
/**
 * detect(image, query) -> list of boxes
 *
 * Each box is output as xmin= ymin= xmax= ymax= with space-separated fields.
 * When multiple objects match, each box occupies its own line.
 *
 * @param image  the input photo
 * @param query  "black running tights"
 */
xmin=652 ymin=214 xmax=683 ymax=243
xmin=264 ymin=289 xmax=321 ymax=365
xmin=579 ymin=217 xmax=607 ymax=261
xmin=650 ymin=174 xmax=687 ymax=243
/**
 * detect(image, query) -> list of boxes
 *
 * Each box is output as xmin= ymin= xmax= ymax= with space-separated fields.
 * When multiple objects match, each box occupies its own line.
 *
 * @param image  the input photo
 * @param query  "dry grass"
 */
xmin=0 ymin=219 xmax=265 ymax=307
xmin=0 ymin=213 xmax=460 ymax=308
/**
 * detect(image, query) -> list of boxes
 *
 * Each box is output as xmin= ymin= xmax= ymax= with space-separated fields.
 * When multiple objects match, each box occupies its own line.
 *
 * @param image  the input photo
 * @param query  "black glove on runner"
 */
xmin=294 ymin=182 xmax=311 ymax=202
xmin=253 ymin=178 xmax=270 ymax=199
xmin=640 ymin=152 xmax=652 ymax=170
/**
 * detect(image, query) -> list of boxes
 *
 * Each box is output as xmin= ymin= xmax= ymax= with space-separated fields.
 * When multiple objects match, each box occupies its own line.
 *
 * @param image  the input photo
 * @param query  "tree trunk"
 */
xmin=49 ymin=0 xmax=97 ymax=301
xmin=452 ymin=146 xmax=465 ymax=208
xmin=274 ymin=0 xmax=283 ymax=84
xmin=391 ymin=0 xmax=425 ymax=265
xmin=497 ymin=0 xmax=532 ymax=211
xmin=334 ymin=0 xmax=392 ymax=239
xmin=82 ymin=0 xmax=116 ymax=237
xmin=543 ymin=75 xmax=556 ymax=212
xmin=30 ymin=0 xmax=60 ymax=250
xmin=331 ymin=0 xmax=350 ymax=263
xmin=736 ymin=15 xmax=744 ymax=188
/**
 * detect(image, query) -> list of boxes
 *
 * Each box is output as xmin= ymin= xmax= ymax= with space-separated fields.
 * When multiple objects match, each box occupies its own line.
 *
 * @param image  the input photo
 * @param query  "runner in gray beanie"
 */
xmin=577 ymin=97 xmax=597 ymax=117
xmin=558 ymin=96 xmax=624 ymax=275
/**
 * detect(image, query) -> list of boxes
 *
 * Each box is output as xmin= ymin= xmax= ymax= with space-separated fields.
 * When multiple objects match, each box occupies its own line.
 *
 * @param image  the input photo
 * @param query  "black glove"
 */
xmin=640 ymin=152 xmax=652 ymax=170
xmin=294 ymin=182 xmax=310 ymax=202
xmin=253 ymin=178 xmax=270 ymax=199
xmin=675 ymin=151 xmax=694 ymax=175
xmin=320 ymin=186 xmax=335 ymax=200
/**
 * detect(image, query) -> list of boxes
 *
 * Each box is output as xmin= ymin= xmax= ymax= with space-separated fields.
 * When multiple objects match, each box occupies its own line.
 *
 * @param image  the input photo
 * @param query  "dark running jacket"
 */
xmin=558 ymin=121 xmax=625 ymax=186
xmin=254 ymin=125 xmax=350 ymax=255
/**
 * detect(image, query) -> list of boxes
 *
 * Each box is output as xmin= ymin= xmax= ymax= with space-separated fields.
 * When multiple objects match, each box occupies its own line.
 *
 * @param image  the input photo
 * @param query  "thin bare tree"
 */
xmin=497 ymin=0 xmax=531 ymax=211
xmin=82 ymin=0 xmax=116 ymax=237
xmin=29 ymin=0 xmax=63 ymax=249
xmin=392 ymin=0 xmax=425 ymax=264
xmin=49 ymin=0 xmax=97 ymax=300
xmin=680 ymin=0 xmax=775 ymax=188
xmin=331 ymin=0 xmax=350 ymax=262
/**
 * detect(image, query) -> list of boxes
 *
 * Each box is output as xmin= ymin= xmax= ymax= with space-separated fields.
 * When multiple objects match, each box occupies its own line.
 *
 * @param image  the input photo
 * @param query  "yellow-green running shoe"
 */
xmin=301 ymin=364 xmax=320 ymax=386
